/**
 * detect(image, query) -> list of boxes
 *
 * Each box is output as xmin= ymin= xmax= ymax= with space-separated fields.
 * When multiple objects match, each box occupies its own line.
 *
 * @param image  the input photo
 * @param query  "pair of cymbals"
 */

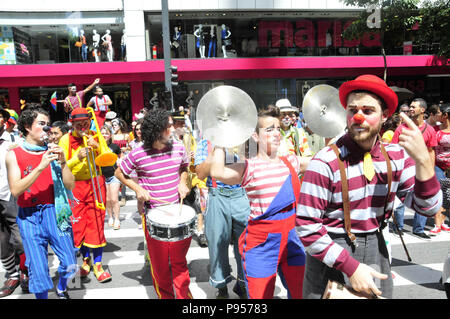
xmin=196 ymin=85 xmax=257 ymax=148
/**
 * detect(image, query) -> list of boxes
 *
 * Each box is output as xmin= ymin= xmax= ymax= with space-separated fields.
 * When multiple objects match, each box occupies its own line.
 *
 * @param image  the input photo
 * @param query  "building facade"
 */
xmin=0 ymin=0 xmax=448 ymax=124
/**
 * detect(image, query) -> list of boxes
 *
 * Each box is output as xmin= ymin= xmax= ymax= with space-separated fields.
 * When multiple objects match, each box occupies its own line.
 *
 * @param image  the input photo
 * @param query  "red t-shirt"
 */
xmin=13 ymin=147 xmax=54 ymax=207
xmin=391 ymin=122 xmax=437 ymax=149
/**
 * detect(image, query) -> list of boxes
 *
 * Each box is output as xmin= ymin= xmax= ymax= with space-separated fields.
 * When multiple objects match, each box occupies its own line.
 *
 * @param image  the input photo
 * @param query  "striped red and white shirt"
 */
xmin=120 ymin=141 xmax=189 ymax=208
xmin=296 ymin=133 xmax=442 ymax=277
xmin=242 ymin=154 xmax=300 ymax=219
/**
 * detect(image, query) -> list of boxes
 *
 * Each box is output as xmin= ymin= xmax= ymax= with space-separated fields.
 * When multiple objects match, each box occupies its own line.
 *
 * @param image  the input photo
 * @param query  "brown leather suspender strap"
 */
xmin=330 ymin=144 xmax=356 ymax=245
xmin=380 ymin=143 xmax=392 ymax=215
xmin=330 ymin=143 xmax=393 ymax=246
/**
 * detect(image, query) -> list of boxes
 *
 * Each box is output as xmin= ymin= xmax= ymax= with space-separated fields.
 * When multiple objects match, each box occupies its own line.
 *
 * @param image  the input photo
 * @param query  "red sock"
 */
xmin=19 ymin=253 xmax=27 ymax=272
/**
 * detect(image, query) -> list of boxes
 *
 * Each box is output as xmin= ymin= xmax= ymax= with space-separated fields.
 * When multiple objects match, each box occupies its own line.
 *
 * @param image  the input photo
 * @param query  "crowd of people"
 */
xmin=0 ymin=75 xmax=448 ymax=300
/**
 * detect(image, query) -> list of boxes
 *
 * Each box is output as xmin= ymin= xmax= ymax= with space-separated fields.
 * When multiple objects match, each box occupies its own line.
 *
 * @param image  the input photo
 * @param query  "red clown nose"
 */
xmin=352 ymin=113 xmax=365 ymax=124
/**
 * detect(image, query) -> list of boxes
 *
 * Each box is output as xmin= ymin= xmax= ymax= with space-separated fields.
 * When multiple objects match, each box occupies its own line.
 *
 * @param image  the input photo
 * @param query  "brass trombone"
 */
xmin=82 ymin=107 xmax=118 ymax=210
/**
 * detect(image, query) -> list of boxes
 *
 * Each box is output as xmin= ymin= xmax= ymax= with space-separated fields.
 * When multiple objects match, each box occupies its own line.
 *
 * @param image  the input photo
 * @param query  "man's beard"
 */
xmin=348 ymin=121 xmax=381 ymax=145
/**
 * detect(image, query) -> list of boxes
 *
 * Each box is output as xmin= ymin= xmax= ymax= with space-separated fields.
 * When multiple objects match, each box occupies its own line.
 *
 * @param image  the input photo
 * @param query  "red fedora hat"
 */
xmin=339 ymin=74 xmax=398 ymax=116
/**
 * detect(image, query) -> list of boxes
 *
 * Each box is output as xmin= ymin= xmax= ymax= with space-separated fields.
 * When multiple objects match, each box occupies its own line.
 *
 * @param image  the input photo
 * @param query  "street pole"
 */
xmin=161 ymin=0 xmax=174 ymax=111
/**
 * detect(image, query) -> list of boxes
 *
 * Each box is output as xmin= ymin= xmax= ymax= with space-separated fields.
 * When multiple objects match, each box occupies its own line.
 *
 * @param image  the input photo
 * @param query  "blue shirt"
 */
xmin=194 ymin=139 xmax=241 ymax=189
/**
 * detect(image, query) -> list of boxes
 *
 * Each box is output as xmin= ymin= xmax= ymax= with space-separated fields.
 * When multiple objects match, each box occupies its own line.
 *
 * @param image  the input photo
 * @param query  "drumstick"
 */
xmin=179 ymin=198 xmax=183 ymax=216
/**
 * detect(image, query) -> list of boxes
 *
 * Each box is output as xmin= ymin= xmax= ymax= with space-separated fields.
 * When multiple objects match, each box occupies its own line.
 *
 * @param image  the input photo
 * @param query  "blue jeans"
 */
xmin=81 ymin=44 xmax=87 ymax=61
xmin=204 ymin=187 xmax=250 ymax=288
xmin=394 ymin=202 xmax=405 ymax=230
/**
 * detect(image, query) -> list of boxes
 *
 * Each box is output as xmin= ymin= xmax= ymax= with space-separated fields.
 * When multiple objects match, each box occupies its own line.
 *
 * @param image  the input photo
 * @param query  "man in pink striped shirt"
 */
xmin=115 ymin=109 xmax=192 ymax=299
xmin=296 ymin=74 xmax=442 ymax=298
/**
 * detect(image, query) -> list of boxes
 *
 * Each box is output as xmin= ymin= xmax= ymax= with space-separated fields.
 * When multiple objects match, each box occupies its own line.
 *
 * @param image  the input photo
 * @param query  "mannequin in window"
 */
xmin=92 ymin=30 xmax=100 ymax=62
xmin=172 ymin=26 xmax=181 ymax=58
xmin=208 ymin=25 xmax=216 ymax=58
xmin=194 ymin=24 xmax=206 ymax=58
xmin=102 ymin=29 xmax=113 ymax=62
xmin=221 ymin=24 xmax=231 ymax=58
xmin=80 ymin=29 xmax=88 ymax=62
xmin=121 ymin=29 xmax=127 ymax=61
xmin=185 ymin=91 xmax=194 ymax=109
xmin=149 ymin=92 xmax=159 ymax=109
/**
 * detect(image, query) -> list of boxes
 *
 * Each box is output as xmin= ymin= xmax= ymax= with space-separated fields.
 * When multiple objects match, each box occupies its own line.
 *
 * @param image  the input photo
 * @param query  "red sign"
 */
xmin=258 ymin=20 xmax=381 ymax=48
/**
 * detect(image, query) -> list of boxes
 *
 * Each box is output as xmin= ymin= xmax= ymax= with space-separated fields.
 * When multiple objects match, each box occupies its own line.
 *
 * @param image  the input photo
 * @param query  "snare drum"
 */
xmin=146 ymin=204 xmax=197 ymax=242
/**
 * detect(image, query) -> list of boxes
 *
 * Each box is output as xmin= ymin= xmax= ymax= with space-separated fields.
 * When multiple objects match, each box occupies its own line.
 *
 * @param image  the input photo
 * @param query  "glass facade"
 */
xmin=145 ymin=10 xmax=442 ymax=60
xmin=0 ymin=11 xmax=125 ymax=64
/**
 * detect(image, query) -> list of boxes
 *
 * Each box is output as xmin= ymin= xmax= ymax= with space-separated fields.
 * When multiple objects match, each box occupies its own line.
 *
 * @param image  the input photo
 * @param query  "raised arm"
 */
xmin=209 ymin=147 xmax=245 ymax=186
xmin=83 ymin=78 xmax=100 ymax=94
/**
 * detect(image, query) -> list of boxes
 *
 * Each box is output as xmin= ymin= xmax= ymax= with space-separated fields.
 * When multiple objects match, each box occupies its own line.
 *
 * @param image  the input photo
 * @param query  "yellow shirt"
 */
xmin=59 ymin=131 xmax=102 ymax=181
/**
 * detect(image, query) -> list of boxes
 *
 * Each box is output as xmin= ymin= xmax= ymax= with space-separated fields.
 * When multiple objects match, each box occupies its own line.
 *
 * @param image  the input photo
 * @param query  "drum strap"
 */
xmin=329 ymin=142 xmax=392 ymax=247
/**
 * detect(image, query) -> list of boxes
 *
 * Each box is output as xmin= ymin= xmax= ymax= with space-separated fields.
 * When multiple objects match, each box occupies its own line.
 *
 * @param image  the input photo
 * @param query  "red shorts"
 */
xmin=71 ymin=177 xmax=107 ymax=248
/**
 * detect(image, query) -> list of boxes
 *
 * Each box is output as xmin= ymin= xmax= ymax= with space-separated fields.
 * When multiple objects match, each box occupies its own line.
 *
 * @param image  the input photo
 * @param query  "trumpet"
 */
xmin=81 ymin=107 xmax=118 ymax=210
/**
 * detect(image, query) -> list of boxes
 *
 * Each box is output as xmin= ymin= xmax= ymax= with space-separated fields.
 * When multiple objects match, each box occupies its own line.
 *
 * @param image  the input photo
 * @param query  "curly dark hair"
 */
xmin=141 ymin=109 xmax=171 ymax=148
xmin=18 ymin=107 xmax=49 ymax=137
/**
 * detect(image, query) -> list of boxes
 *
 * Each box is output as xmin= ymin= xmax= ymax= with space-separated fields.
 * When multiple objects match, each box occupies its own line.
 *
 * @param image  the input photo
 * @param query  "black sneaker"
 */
xmin=198 ymin=234 xmax=208 ymax=247
xmin=215 ymin=286 xmax=229 ymax=299
xmin=232 ymin=282 xmax=247 ymax=299
xmin=56 ymin=290 xmax=71 ymax=299
xmin=412 ymin=231 xmax=431 ymax=240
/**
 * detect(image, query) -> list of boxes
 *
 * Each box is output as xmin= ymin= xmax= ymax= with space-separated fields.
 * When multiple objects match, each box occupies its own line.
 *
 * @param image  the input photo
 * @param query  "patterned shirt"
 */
xmin=278 ymin=126 xmax=312 ymax=157
xmin=64 ymin=90 xmax=85 ymax=110
xmin=120 ymin=141 xmax=188 ymax=208
xmin=242 ymin=154 xmax=299 ymax=219
xmin=435 ymin=130 xmax=450 ymax=170
xmin=296 ymin=133 xmax=442 ymax=277
xmin=194 ymin=139 xmax=241 ymax=189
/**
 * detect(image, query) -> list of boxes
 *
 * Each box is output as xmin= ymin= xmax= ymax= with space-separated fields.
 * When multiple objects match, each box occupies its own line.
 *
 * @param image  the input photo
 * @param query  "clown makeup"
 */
xmin=256 ymin=116 xmax=281 ymax=156
xmin=346 ymin=92 xmax=386 ymax=150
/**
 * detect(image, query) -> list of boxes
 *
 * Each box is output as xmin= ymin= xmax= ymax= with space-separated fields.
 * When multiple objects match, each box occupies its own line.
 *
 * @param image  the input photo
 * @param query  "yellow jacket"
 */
xmin=59 ymin=131 xmax=102 ymax=181
xmin=183 ymin=133 xmax=206 ymax=189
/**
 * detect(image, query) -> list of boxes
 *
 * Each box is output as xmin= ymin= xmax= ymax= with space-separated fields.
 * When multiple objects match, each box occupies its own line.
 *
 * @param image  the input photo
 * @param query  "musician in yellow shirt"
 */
xmin=59 ymin=108 xmax=112 ymax=283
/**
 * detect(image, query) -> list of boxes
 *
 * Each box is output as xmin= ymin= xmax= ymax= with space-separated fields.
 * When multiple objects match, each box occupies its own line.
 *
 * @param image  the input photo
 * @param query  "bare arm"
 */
xmin=48 ymin=143 xmax=75 ymax=191
xmin=209 ymin=147 xmax=245 ymax=186
xmin=83 ymin=78 xmax=100 ymax=94
xmin=178 ymin=166 xmax=190 ymax=200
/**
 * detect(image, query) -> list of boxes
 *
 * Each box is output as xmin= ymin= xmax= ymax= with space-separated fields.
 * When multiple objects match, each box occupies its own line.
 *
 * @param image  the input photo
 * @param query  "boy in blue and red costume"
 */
xmin=210 ymin=105 xmax=311 ymax=299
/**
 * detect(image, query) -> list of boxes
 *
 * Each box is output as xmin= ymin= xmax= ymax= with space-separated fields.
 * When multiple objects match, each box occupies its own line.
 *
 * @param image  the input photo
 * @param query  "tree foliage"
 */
xmin=340 ymin=0 xmax=449 ymax=58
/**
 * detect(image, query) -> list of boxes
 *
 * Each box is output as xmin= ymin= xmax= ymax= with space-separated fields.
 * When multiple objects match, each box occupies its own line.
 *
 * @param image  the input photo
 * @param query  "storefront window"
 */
xmin=19 ymin=83 xmax=131 ymax=123
xmin=145 ymin=10 xmax=439 ymax=60
xmin=0 ymin=89 xmax=9 ymax=108
xmin=0 ymin=11 xmax=125 ymax=64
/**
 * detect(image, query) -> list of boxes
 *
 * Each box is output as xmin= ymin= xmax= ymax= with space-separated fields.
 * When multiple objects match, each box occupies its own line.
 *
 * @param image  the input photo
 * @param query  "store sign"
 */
xmin=258 ymin=20 xmax=381 ymax=48
xmin=0 ymin=26 xmax=17 ymax=64
xmin=387 ymin=79 xmax=425 ymax=93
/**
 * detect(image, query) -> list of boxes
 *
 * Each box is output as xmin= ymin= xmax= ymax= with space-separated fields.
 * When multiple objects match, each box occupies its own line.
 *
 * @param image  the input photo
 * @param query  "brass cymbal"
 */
xmin=302 ymin=84 xmax=347 ymax=138
xmin=196 ymin=85 xmax=257 ymax=148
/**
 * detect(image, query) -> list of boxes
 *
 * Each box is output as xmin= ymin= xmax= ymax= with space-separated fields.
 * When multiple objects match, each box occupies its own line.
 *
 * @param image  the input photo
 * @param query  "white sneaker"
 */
xmin=108 ymin=217 xmax=114 ymax=227
xmin=113 ymin=218 xmax=120 ymax=230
